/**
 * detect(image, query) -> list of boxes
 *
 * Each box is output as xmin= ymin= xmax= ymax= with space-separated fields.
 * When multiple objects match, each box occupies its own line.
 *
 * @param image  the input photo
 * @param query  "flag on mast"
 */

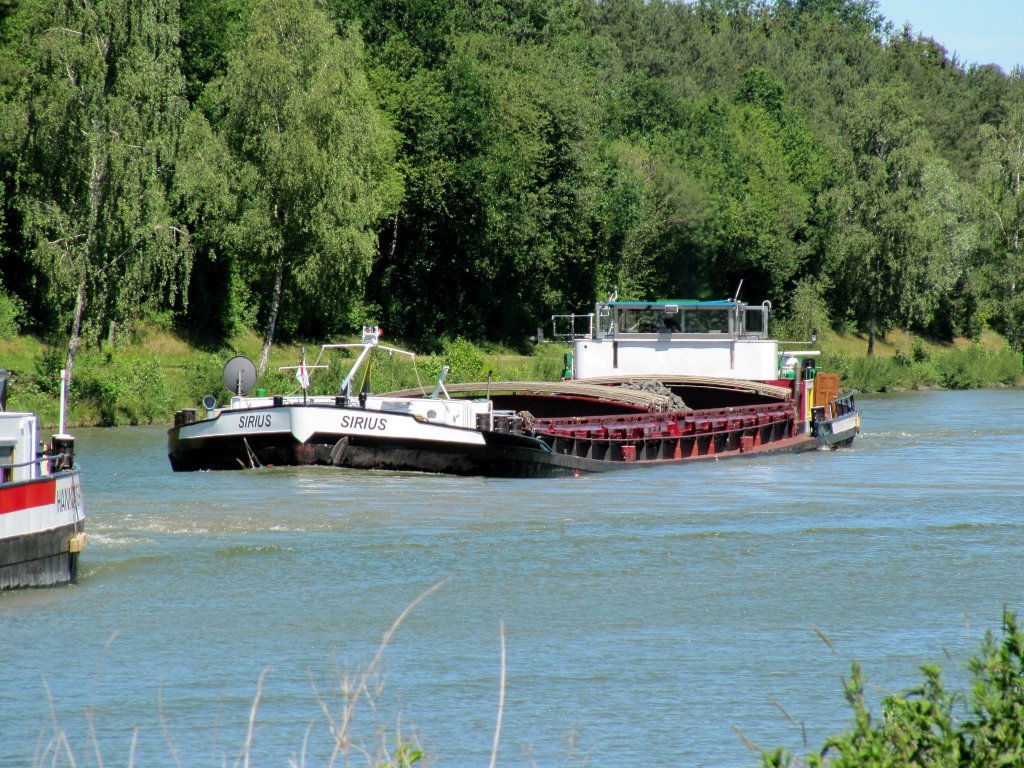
xmin=296 ymin=359 xmax=310 ymax=389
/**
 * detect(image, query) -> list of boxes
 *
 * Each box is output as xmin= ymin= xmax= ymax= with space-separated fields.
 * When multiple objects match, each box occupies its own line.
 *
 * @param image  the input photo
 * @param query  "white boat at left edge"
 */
xmin=0 ymin=368 xmax=87 ymax=590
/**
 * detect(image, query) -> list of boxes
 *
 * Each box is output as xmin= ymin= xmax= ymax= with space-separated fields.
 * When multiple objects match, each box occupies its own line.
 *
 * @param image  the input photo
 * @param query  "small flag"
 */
xmin=296 ymin=361 xmax=310 ymax=389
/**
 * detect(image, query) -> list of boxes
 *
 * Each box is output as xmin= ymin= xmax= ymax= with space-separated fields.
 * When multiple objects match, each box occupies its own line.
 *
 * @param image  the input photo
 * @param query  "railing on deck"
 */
xmin=1 ymin=452 xmax=75 ymax=482
xmin=548 ymin=313 xmax=594 ymax=342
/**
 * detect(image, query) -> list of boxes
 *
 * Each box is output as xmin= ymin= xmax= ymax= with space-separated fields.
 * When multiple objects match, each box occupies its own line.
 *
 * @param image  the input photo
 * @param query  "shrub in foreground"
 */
xmin=764 ymin=610 xmax=1024 ymax=767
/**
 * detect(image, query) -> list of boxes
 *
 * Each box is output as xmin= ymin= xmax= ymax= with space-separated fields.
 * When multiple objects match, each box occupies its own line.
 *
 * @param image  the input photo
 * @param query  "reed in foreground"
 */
xmin=31 ymin=581 xmax=513 ymax=768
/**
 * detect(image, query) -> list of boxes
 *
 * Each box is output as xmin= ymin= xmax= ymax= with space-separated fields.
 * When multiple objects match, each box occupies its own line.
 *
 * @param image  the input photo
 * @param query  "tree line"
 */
xmin=1 ymin=0 xmax=1022 ymax=385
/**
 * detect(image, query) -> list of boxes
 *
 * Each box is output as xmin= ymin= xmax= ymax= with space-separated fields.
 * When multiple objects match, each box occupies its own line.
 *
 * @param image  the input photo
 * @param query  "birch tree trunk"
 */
xmin=65 ymin=278 xmax=87 ymax=392
xmin=65 ymin=123 xmax=107 ymax=393
xmin=258 ymin=257 xmax=285 ymax=375
xmin=867 ymin=293 xmax=877 ymax=357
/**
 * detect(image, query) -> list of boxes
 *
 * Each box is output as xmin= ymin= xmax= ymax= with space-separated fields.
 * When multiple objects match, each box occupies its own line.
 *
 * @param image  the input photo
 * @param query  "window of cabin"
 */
xmin=745 ymin=307 xmax=767 ymax=336
xmin=683 ymin=309 xmax=729 ymax=333
xmin=0 ymin=444 xmax=13 ymax=483
xmin=619 ymin=308 xmax=663 ymax=333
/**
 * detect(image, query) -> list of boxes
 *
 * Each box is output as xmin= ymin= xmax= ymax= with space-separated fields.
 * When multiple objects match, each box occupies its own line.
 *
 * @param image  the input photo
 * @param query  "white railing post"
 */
xmin=59 ymin=368 xmax=68 ymax=436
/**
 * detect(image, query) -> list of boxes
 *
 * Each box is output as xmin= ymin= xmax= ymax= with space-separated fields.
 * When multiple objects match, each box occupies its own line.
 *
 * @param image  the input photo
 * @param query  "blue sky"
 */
xmin=874 ymin=0 xmax=1023 ymax=73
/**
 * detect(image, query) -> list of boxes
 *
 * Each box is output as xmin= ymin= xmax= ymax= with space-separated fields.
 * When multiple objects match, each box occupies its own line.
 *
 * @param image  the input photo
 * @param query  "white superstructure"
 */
xmin=558 ymin=299 xmax=781 ymax=381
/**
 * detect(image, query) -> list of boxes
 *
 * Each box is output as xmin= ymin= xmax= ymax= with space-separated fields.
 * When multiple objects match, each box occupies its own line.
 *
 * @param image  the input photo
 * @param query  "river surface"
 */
xmin=3 ymin=389 xmax=1024 ymax=767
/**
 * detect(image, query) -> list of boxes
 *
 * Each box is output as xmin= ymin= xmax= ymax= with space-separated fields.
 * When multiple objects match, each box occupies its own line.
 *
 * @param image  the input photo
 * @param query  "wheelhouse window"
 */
xmin=610 ymin=304 xmax=734 ymax=335
xmin=600 ymin=301 xmax=770 ymax=338
xmin=744 ymin=306 xmax=768 ymax=337
xmin=619 ymin=308 xmax=668 ymax=333
xmin=682 ymin=308 xmax=729 ymax=334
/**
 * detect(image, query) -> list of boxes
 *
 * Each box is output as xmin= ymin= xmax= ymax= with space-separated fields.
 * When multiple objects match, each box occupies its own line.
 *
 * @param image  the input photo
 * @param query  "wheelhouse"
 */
xmin=552 ymin=299 xmax=780 ymax=383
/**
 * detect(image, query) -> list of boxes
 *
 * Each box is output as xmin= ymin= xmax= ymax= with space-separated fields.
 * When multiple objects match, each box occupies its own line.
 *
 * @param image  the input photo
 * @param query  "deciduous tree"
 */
xmin=829 ymin=84 xmax=939 ymax=353
xmin=977 ymin=81 xmax=1024 ymax=318
xmin=209 ymin=0 xmax=402 ymax=372
xmin=12 ymin=0 xmax=192 ymax=388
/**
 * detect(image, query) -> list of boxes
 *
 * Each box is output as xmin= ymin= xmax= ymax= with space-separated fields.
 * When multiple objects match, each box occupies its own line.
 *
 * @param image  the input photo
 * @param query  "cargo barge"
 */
xmin=168 ymin=296 xmax=858 ymax=476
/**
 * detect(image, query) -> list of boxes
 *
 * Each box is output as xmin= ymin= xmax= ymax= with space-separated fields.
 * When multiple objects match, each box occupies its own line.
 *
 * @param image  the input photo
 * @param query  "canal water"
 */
xmin=3 ymin=389 xmax=1024 ymax=767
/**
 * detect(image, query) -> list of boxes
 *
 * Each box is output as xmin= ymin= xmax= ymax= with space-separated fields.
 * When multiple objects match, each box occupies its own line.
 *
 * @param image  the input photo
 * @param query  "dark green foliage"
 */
xmin=772 ymin=276 xmax=831 ymax=343
xmin=0 ymin=282 xmax=23 ymax=338
xmin=964 ymin=613 xmax=1024 ymax=766
xmin=766 ymin=611 xmax=1024 ymax=768
xmin=439 ymin=336 xmax=486 ymax=383
xmin=182 ymin=351 xmax=231 ymax=403
xmin=2 ymin=0 xmax=1024 ymax=354
xmin=180 ymin=0 xmax=250 ymax=104
xmin=32 ymin=346 xmax=65 ymax=396
xmin=736 ymin=68 xmax=786 ymax=116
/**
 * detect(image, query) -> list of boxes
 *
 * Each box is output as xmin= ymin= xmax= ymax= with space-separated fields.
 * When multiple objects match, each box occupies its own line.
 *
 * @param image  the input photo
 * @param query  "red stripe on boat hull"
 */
xmin=0 ymin=479 xmax=56 ymax=514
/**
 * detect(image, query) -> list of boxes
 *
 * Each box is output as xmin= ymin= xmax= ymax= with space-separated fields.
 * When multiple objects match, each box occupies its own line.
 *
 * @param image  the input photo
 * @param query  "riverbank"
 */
xmin=2 ymin=325 xmax=1021 ymax=428
xmin=826 ymin=328 xmax=1024 ymax=393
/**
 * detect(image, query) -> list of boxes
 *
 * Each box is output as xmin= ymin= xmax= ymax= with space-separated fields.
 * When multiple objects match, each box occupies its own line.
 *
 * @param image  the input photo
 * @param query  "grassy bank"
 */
xmin=2 ymin=326 xmax=1021 ymax=428
xmin=825 ymin=328 xmax=1024 ymax=393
